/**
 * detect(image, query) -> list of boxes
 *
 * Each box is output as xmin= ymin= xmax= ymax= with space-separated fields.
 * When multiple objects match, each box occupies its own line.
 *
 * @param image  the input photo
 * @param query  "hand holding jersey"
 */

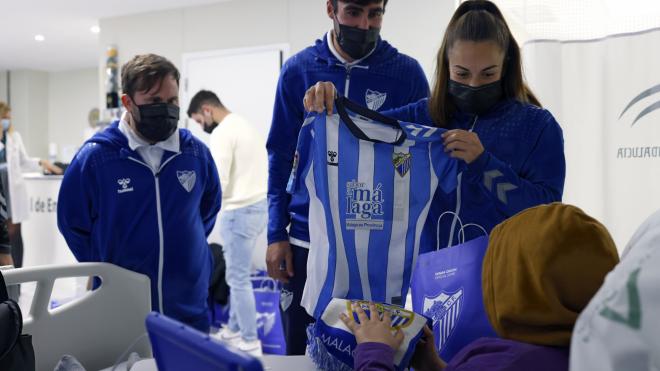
xmin=304 ymin=82 xmax=486 ymax=165
xmin=267 ymin=3 xmax=431 ymax=353
xmin=304 ymin=81 xmax=339 ymax=115
xmin=290 ymin=96 xmax=458 ymax=318
xmin=441 ymin=130 xmax=484 ymax=164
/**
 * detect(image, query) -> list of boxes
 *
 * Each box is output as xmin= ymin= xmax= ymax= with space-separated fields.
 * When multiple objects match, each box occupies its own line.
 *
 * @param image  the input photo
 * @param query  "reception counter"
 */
xmin=18 ymin=172 xmax=268 ymax=303
xmin=22 ymin=173 xmax=72 ymax=267
xmin=21 ymin=173 xmax=85 ymax=304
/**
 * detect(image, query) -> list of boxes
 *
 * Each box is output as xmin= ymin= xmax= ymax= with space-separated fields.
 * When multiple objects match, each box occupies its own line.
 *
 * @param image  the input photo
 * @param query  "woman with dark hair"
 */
xmin=304 ymin=0 xmax=565 ymax=247
xmin=0 ymin=102 xmax=62 ymax=273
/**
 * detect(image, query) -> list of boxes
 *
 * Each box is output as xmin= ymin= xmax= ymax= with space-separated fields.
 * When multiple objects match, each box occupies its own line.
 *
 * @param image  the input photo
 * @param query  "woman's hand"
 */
xmin=442 ymin=129 xmax=485 ymax=164
xmin=340 ymin=302 xmax=404 ymax=351
xmin=303 ymin=82 xmax=337 ymax=114
xmin=40 ymin=160 xmax=63 ymax=175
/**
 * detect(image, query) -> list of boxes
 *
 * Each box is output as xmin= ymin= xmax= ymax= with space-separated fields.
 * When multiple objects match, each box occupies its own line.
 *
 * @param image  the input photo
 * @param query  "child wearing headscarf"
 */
xmin=347 ymin=203 xmax=619 ymax=371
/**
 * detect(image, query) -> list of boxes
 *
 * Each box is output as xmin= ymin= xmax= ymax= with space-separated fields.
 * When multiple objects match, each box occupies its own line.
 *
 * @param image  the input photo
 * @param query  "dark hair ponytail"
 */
xmin=428 ymin=0 xmax=540 ymax=127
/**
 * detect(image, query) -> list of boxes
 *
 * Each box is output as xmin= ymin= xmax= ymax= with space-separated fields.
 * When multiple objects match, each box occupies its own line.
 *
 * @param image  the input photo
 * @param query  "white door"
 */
xmin=181 ymin=44 xmax=289 ymax=270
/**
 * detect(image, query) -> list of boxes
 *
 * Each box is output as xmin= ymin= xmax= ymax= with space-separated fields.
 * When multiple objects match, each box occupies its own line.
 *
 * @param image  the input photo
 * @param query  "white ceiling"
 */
xmin=495 ymin=0 xmax=660 ymax=42
xmin=7 ymin=0 xmax=660 ymax=72
xmin=0 ymin=0 xmax=229 ymax=72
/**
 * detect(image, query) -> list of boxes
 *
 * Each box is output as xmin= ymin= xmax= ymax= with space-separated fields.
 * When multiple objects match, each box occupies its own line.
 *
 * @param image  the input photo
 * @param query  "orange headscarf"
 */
xmin=482 ymin=203 xmax=619 ymax=346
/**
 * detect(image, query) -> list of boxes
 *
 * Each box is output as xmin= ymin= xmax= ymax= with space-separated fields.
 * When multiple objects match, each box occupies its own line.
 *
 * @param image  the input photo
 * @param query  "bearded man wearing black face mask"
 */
xmin=58 ymin=54 xmax=222 ymax=333
xmin=265 ymin=0 xmax=430 ymax=355
xmin=304 ymin=1 xmax=566 ymax=253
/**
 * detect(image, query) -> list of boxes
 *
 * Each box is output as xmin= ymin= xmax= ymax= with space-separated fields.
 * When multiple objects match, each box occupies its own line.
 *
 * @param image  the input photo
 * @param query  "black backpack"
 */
xmin=0 ymin=270 xmax=35 ymax=371
xmin=208 ymin=243 xmax=230 ymax=306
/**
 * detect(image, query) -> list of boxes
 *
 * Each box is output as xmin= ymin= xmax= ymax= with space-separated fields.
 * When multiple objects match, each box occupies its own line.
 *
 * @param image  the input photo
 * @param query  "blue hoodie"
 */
xmin=383 ymin=98 xmax=565 ymax=249
xmin=267 ymin=33 xmax=430 ymax=246
xmin=57 ymin=122 xmax=221 ymax=331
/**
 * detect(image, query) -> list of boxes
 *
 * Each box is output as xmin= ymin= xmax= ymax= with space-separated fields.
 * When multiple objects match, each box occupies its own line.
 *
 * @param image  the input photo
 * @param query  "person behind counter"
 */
xmin=0 ymin=102 xmax=62 ymax=272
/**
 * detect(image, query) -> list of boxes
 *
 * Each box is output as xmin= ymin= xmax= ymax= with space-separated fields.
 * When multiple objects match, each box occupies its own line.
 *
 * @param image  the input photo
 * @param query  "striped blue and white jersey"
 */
xmin=288 ymin=97 xmax=458 ymax=318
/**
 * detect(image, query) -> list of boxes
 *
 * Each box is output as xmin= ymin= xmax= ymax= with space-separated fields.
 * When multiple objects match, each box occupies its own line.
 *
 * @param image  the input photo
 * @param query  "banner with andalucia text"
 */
xmin=522 ymin=27 xmax=660 ymax=251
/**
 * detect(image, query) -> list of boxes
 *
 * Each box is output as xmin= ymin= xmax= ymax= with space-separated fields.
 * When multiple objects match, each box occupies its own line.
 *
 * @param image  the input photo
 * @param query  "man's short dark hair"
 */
xmin=332 ymin=0 xmax=388 ymax=11
xmin=187 ymin=90 xmax=224 ymax=117
xmin=121 ymin=54 xmax=180 ymax=98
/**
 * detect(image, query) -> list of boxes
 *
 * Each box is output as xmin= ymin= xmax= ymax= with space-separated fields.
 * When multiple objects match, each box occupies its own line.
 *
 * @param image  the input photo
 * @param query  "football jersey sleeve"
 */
xmin=431 ymin=142 xmax=459 ymax=194
xmin=287 ymin=113 xmax=317 ymax=195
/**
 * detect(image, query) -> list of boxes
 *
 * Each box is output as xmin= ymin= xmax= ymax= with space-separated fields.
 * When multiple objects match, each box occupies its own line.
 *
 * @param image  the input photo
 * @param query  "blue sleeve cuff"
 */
xmin=267 ymin=230 xmax=289 ymax=246
xmin=464 ymin=150 xmax=491 ymax=183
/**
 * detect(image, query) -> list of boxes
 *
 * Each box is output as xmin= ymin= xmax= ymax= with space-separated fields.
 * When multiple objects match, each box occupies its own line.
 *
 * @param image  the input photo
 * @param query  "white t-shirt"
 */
xmin=209 ymin=113 xmax=267 ymax=210
xmin=571 ymin=209 xmax=660 ymax=371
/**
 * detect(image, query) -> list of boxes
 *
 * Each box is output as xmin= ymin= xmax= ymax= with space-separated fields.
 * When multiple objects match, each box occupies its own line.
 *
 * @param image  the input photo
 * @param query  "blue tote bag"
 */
xmin=410 ymin=214 xmax=497 ymax=361
xmin=252 ymin=275 xmax=287 ymax=355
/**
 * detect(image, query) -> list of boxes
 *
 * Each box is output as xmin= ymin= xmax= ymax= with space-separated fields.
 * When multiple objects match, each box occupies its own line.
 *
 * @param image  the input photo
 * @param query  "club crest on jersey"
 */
xmin=177 ymin=170 xmax=196 ymax=193
xmin=393 ymin=152 xmax=412 ymax=177
xmin=423 ymin=289 xmax=464 ymax=352
xmin=365 ymin=89 xmax=387 ymax=111
xmin=349 ymin=301 xmax=416 ymax=330
xmin=345 ymin=180 xmax=384 ymax=230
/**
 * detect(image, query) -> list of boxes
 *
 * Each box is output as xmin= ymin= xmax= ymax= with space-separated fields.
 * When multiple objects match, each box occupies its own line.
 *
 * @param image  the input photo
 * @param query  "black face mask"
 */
xmin=203 ymin=121 xmax=219 ymax=134
xmin=448 ymin=80 xmax=503 ymax=116
xmin=133 ymin=102 xmax=179 ymax=143
xmin=335 ymin=20 xmax=380 ymax=60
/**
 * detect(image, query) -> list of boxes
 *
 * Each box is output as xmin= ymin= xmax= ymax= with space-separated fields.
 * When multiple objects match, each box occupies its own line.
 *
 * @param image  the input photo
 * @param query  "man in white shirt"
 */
xmin=188 ymin=90 xmax=268 ymax=357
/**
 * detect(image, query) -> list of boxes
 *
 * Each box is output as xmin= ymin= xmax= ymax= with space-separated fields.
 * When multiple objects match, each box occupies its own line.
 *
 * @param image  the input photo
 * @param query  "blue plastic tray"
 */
xmin=146 ymin=312 xmax=263 ymax=371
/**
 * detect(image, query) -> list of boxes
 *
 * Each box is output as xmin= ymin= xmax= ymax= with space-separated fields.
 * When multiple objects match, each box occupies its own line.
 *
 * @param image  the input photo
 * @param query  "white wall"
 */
xmin=9 ymin=70 xmax=50 ymax=159
xmin=98 ymin=0 xmax=456 ymax=96
xmin=381 ymin=0 xmax=453 ymax=82
xmin=0 ymin=70 xmax=7 ymax=103
xmin=4 ymin=68 xmax=99 ymax=162
xmin=97 ymin=0 xmax=455 ymax=268
xmin=48 ymin=68 xmax=99 ymax=162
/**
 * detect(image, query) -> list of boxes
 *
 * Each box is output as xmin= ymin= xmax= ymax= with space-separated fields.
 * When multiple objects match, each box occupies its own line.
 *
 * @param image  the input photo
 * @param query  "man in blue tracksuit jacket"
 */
xmin=57 ymin=54 xmax=221 ymax=332
xmin=265 ymin=0 xmax=429 ymax=354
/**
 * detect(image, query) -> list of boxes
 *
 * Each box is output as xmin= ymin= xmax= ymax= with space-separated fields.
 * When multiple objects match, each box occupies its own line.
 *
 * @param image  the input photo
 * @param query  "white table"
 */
xmin=126 ymin=355 xmax=317 ymax=371
xmin=20 ymin=174 xmax=87 ymax=309
xmin=21 ymin=173 xmax=71 ymax=268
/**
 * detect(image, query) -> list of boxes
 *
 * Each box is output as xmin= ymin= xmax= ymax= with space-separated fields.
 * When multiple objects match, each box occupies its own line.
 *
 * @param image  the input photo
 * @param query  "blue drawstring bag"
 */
xmin=410 ymin=212 xmax=497 ymax=362
xmin=307 ymin=298 xmax=428 ymax=371
xmin=210 ymin=272 xmax=287 ymax=355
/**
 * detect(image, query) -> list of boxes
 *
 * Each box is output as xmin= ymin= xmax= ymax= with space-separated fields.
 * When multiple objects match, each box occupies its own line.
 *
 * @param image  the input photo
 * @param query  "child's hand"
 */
xmin=340 ymin=302 xmax=405 ymax=351
xmin=410 ymin=326 xmax=447 ymax=371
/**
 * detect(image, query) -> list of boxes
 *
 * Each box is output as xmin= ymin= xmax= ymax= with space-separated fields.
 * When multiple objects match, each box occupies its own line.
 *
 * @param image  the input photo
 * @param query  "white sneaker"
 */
xmin=211 ymin=327 xmax=241 ymax=347
xmin=237 ymin=338 xmax=263 ymax=358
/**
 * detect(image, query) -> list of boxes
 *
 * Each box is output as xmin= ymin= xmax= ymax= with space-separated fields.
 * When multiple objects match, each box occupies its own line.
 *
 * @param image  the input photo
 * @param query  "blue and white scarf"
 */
xmin=307 ymin=298 xmax=429 ymax=371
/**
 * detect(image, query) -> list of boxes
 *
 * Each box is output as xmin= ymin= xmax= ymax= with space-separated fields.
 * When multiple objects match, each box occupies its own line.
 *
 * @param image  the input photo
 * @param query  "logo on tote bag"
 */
xmin=423 ymin=289 xmax=464 ymax=351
